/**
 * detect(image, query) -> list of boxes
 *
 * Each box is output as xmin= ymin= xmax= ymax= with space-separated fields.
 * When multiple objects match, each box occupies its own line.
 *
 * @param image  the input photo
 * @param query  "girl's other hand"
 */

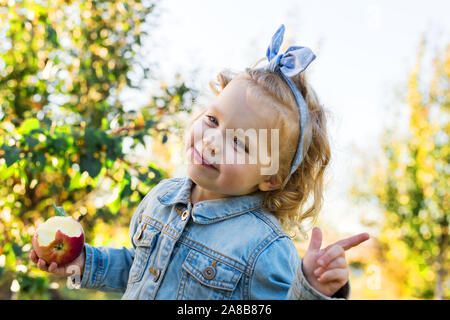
xmin=302 ymin=227 xmax=370 ymax=297
xmin=30 ymin=248 xmax=85 ymax=278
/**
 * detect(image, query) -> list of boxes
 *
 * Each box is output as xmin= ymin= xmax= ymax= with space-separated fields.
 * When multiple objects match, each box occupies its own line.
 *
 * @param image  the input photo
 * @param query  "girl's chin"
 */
xmin=187 ymin=165 xmax=218 ymax=183
xmin=187 ymin=169 xmax=214 ymax=192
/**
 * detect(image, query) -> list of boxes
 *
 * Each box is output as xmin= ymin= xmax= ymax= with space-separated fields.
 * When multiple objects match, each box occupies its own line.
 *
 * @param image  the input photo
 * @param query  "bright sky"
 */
xmin=128 ymin=0 xmax=449 ymax=235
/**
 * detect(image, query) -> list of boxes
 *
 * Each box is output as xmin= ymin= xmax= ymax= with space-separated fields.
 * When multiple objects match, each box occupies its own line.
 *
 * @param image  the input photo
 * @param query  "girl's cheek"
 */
xmin=220 ymin=162 xmax=259 ymax=184
xmin=185 ymin=120 xmax=203 ymax=150
xmin=190 ymin=118 xmax=214 ymax=145
xmin=184 ymin=129 xmax=193 ymax=149
xmin=218 ymin=165 xmax=244 ymax=189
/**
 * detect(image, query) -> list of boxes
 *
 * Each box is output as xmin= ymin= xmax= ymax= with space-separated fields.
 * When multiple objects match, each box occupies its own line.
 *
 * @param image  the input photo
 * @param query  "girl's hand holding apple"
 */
xmin=30 ymin=209 xmax=86 ymax=278
xmin=30 ymin=247 xmax=85 ymax=278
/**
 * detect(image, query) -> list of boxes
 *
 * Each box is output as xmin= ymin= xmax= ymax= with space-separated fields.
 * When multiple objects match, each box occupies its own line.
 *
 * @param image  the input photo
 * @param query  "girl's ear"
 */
xmin=258 ymin=176 xmax=280 ymax=192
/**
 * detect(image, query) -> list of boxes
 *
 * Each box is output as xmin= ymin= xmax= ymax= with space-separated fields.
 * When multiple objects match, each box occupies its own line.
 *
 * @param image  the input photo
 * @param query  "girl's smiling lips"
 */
xmin=191 ymin=146 xmax=219 ymax=171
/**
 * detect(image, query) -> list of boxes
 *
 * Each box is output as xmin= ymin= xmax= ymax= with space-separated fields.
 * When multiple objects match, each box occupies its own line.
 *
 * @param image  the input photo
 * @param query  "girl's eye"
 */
xmin=206 ymin=115 xmax=218 ymax=126
xmin=234 ymin=136 xmax=249 ymax=153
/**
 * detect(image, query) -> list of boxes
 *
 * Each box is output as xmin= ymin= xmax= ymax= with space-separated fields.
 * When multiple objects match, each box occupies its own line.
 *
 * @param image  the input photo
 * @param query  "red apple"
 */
xmin=32 ymin=216 xmax=84 ymax=265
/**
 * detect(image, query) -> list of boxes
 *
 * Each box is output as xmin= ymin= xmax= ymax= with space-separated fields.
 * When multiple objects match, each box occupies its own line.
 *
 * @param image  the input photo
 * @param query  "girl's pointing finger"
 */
xmin=334 ymin=233 xmax=370 ymax=251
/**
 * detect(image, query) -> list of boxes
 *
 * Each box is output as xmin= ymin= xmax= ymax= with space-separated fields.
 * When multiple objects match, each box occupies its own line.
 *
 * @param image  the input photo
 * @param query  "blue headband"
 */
xmin=262 ymin=24 xmax=315 ymax=188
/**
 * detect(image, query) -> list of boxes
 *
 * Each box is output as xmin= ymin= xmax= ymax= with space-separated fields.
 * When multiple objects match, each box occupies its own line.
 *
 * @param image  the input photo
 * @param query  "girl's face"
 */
xmin=185 ymin=76 xmax=281 ymax=198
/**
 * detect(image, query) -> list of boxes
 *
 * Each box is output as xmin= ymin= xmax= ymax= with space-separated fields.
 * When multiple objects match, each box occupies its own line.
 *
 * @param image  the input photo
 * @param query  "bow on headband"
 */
xmin=266 ymin=24 xmax=316 ymax=77
xmin=263 ymin=24 xmax=315 ymax=188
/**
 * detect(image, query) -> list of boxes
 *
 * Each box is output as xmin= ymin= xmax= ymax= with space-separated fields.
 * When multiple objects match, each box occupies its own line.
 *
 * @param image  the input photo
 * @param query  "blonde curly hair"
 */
xmin=188 ymin=65 xmax=331 ymax=239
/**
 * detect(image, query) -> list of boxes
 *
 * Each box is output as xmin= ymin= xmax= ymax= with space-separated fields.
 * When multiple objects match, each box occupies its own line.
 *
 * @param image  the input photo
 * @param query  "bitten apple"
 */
xmin=32 ymin=216 xmax=84 ymax=265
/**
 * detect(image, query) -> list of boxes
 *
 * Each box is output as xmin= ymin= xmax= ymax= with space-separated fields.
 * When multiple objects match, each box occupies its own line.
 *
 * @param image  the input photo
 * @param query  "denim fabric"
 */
xmin=79 ymin=176 xmax=350 ymax=300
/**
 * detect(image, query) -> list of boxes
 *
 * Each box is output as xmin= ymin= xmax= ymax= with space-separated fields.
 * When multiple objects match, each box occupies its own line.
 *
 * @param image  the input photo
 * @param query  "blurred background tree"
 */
xmin=351 ymin=40 xmax=449 ymax=299
xmin=0 ymin=0 xmax=197 ymax=299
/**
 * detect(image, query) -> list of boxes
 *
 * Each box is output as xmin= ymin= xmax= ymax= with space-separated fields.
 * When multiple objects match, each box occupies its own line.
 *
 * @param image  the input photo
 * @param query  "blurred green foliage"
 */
xmin=0 ymin=0 xmax=196 ymax=299
xmin=351 ymin=40 xmax=449 ymax=299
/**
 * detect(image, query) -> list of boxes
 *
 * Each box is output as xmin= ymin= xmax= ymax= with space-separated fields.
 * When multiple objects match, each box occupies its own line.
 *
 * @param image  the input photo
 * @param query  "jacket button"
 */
xmin=181 ymin=210 xmax=189 ymax=221
xmin=202 ymin=266 xmax=215 ymax=280
xmin=151 ymin=268 xmax=160 ymax=282
xmin=137 ymin=224 xmax=146 ymax=240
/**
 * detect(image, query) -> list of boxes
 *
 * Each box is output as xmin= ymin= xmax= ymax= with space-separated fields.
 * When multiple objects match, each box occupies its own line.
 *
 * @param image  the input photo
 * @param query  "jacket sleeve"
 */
xmin=249 ymin=236 xmax=298 ymax=299
xmin=249 ymin=236 xmax=350 ymax=300
xmin=75 ymin=188 xmax=156 ymax=292
xmin=78 ymin=244 xmax=134 ymax=292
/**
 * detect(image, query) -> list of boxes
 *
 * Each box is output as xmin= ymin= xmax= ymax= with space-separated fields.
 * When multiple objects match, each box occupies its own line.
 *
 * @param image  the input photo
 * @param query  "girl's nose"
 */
xmin=202 ymin=131 xmax=222 ymax=157
xmin=203 ymin=136 xmax=216 ymax=156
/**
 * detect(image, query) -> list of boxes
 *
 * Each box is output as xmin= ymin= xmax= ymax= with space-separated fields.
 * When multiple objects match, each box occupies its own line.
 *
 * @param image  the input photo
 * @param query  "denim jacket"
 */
xmin=78 ymin=176 xmax=350 ymax=300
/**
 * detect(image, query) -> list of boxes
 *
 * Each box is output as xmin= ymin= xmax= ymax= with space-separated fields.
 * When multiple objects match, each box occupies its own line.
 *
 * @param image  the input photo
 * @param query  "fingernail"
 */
xmin=314 ymin=268 xmax=321 ymax=276
xmin=318 ymin=259 xmax=324 ymax=266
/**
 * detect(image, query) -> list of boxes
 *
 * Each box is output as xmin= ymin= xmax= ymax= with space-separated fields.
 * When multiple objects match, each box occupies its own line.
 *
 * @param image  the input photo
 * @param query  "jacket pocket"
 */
xmin=129 ymin=223 xmax=159 ymax=283
xmin=178 ymin=249 xmax=243 ymax=299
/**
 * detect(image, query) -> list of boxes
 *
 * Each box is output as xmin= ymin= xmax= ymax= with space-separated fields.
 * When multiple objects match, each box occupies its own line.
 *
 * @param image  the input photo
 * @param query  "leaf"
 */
xmin=18 ymin=118 xmax=40 ymax=135
xmin=1 ymin=144 xmax=21 ymax=167
xmin=108 ymin=196 xmax=121 ymax=215
xmin=148 ymin=166 xmax=162 ymax=183
xmin=31 ymin=150 xmax=46 ymax=170
xmin=52 ymin=136 xmax=68 ymax=152
xmin=80 ymin=154 xmax=102 ymax=178
xmin=46 ymin=134 xmax=69 ymax=154
xmin=46 ymin=25 xmax=58 ymax=47
xmin=145 ymin=119 xmax=157 ymax=130
xmin=30 ymin=128 xmax=46 ymax=135
xmin=133 ymin=132 xmax=145 ymax=146
xmin=84 ymin=127 xmax=107 ymax=152
xmin=67 ymin=171 xmax=79 ymax=190
xmin=106 ymin=136 xmax=123 ymax=161
xmin=24 ymin=135 xmax=39 ymax=150
xmin=120 ymin=183 xmax=132 ymax=198
xmin=3 ymin=243 xmax=16 ymax=266
xmin=53 ymin=202 xmax=67 ymax=217
xmin=162 ymin=134 xmax=168 ymax=144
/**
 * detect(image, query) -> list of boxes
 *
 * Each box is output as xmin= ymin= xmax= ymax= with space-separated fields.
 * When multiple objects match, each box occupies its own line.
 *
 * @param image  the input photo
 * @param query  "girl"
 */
xmin=31 ymin=25 xmax=369 ymax=299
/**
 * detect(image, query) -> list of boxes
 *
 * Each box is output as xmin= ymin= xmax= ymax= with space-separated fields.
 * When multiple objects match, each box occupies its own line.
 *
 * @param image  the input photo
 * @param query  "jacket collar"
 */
xmin=157 ymin=176 xmax=266 ymax=224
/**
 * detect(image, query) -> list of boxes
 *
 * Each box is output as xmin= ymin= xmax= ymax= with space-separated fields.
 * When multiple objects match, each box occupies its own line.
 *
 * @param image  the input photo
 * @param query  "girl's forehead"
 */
xmin=212 ymin=79 xmax=279 ymax=130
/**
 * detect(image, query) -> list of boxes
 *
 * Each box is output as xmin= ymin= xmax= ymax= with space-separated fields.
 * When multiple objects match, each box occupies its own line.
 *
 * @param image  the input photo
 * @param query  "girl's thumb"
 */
xmin=307 ymin=227 xmax=322 ymax=252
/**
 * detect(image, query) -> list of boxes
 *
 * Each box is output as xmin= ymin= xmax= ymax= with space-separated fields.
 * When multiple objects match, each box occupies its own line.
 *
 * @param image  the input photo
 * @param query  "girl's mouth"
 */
xmin=192 ymin=147 xmax=218 ymax=171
